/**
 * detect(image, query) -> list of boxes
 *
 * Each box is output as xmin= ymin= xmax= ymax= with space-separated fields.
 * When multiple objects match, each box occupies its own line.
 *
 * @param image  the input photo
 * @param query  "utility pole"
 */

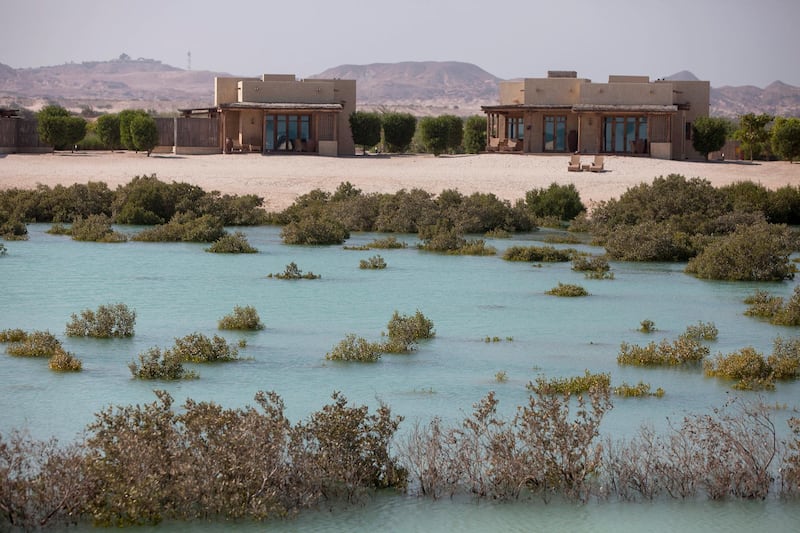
xmin=187 ymin=50 xmax=191 ymax=71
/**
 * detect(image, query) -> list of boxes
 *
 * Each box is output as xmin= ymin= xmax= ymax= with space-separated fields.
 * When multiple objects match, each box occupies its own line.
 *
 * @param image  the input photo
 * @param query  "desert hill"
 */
xmin=310 ymin=61 xmax=501 ymax=116
xmin=0 ymin=57 xmax=798 ymax=118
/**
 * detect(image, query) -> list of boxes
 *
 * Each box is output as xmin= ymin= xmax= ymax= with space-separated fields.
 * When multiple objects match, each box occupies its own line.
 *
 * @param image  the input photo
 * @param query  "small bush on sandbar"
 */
xmin=360 ymin=255 xmax=387 ymax=269
xmin=683 ymin=321 xmax=719 ymax=341
xmin=5 ymin=330 xmax=62 ymax=357
xmin=503 ymin=245 xmax=574 ymax=262
xmin=218 ymin=305 xmax=264 ymax=330
xmin=129 ymin=347 xmax=198 ymax=380
xmin=171 ymin=333 xmax=240 ymax=363
xmin=617 ymin=336 xmax=709 ymax=366
xmin=49 ymin=349 xmax=82 ymax=371
xmin=382 ymin=310 xmax=435 ymax=353
xmin=326 ymin=334 xmax=383 ymax=362
xmin=65 ymin=303 xmax=136 ymax=338
xmin=205 ymin=231 xmax=258 ymax=253
xmin=545 ymin=283 xmax=588 ymax=297
xmin=267 ymin=262 xmax=320 ymax=279
xmin=527 ymin=370 xmax=610 ymax=395
xmin=613 ymin=381 xmax=664 ymax=398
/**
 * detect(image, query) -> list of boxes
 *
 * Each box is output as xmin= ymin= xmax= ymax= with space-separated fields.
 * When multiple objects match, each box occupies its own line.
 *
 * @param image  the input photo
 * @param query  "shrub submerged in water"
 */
xmin=205 ymin=231 xmax=258 ymax=253
xmin=218 ymin=305 xmax=264 ymax=331
xmin=382 ymin=310 xmax=435 ymax=353
xmin=65 ymin=303 xmax=136 ymax=338
xmin=325 ymin=334 xmax=383 ymax=362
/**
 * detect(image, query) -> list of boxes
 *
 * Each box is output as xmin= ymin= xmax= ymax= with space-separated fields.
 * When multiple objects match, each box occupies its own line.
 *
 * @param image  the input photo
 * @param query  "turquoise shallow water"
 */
xmin=1 ymin=224 xmax=799 ymax=530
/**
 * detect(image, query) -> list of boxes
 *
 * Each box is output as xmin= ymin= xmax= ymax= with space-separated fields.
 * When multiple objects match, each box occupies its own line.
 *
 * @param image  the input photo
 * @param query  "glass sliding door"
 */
xmin=544 ymin=115 xmax=567 ymax=152
xmin=265 ymin=114 xmax=313 ymax=152
xmin=602 ymin=115 xmax=649 ymax=154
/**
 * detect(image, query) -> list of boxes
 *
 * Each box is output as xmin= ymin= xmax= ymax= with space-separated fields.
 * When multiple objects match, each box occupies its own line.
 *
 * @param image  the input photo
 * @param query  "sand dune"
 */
xmin=1 ymin=152 xmax=798 ymax=212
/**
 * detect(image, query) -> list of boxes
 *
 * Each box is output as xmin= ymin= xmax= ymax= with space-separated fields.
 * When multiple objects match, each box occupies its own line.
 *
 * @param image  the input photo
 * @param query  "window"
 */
xmin=507 ymin=117 xmax=524 ymax=140
xmin=544 ymin=116 xmax=567 ymax=151
xmin=685 ymin=122 xmax=693 ymax=141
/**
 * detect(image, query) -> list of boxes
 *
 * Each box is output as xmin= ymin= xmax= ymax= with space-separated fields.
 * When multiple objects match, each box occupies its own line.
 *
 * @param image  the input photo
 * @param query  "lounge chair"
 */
xmin=589 ymin=155 xmax=604 ymax=172
xmin=568 ymin=153 xmax=582 ymax=171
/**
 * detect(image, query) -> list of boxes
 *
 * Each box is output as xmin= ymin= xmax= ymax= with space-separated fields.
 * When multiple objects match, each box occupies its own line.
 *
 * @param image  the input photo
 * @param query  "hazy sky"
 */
xmin=2 ymin=0 xmax=798 ymax=88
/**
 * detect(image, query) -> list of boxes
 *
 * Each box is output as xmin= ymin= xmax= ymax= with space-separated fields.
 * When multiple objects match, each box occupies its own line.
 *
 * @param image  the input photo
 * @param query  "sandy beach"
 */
xmin=1 ymin=151 xmax=798 ymax=212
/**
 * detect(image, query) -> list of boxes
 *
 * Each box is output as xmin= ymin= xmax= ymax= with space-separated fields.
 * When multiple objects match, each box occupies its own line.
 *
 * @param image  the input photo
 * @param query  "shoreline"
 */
xmin=1 ymin=152 xmax=798 ymax=212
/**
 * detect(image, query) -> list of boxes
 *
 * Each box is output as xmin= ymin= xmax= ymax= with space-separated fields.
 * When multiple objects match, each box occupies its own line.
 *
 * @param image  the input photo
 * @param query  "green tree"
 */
xmin=418 ymin=117 xmax=448 ymax=155
xmin=95 ymin=113 xmax=121 ymax=150
xmin=130 ymin=114 xmax=159 ymax=156
xmin=381 ymin=112 xmax=417 ymax=153
xmin=118 ymin=109 xmax=149 ymax=150
xmin=771 ymin=117 xmax=800 ymax=163
xmin=419 ymin=115 xmax=462 ymax=156
xmin=37 ymin=105 xmax=87 ymax=151
xmin=348 ymin=111 xmax=382 ymax=154
xmin=463 ymin=115 xmax=487 ymax=154
xmin=692 ymin=116 xmax=730 ymax=159
xmin=441 ymin=114 xmax=464 ymax=153
xmin=735 ymin=113 xmax=773 ymax=161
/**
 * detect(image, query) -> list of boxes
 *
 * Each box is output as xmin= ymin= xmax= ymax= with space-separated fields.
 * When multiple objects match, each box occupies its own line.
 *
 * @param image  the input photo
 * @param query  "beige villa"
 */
xmin=482 ymin=71 xmax=710 ymax=160
xmin=180 ymin=74 xmax=356 ymax=156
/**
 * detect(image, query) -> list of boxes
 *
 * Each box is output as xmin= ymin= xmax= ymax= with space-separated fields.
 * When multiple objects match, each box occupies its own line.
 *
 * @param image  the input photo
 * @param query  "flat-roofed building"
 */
xmin=181 ymin=74 xmax=356 ymax=156
xmin=482 ymin=71 xmax=710 ymax=160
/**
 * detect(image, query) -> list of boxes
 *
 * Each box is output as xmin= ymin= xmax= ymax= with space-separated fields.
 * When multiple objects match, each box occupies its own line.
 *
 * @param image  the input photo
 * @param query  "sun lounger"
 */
xmin=568 ymin=153 xmax=582 ymax=171
xmin=589 ymin=155 xmax=604 ymax=172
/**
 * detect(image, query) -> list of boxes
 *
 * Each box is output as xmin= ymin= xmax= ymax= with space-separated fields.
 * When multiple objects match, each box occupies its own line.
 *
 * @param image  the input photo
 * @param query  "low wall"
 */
xmin=650 ymin=142 xmax=672 ymax=160
xmin=318 ymin=140 xmax=338 ymax=157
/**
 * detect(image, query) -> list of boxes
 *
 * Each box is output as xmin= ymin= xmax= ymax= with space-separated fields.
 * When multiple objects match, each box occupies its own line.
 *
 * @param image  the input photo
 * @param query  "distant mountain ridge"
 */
xmin=0 ymin=57 xmax=797 ymax=118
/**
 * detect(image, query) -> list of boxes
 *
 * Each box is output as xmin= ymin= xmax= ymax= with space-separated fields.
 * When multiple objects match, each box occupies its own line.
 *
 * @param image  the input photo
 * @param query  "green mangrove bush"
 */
xmin=129 ymin=347 xmax=198 ymax=380
xmin=65 ymin=303 xmax=136 ymax=338
xmin=685 ymin=221 xmax=795 ymax=281
xmin=4 ymin=330 xmax=62 ymax=357
xmin=325 ymin=334 xmax=383 ymax=363
xmin=171 ymin=333 xmax=240 ymax=363
xmin=48 ymin=349 xmax=83 ymax=372
xmin=744 ymin=286 xmax=800 ymax=326
xmin=267 ymin=262 xmax=320 ymax=279
xmin=205 ymin=231 xmax=258 ymax=253
xmin=683 ymin=321 xmax=719 ymax=341
xmin=383 ymin=310 xmax=435 ymax=354
xmin=359 ymin=255 xmax=387 ymax=269
xmin=133 ymin=213 xmax=226 ymax=242
xmin=617 ymin=336 xmax=709 ymax=366
xmin=527 ymin=371 xmax=611 ymax=396
xmin=69 ymin=214 xmax=127 ymax=243
xmin=545 ymin=283 xmax=588 ymax=297
xmin=613 ymin=381 xmax=664 ymax=398
xmin=218 ymin=305 xmax=264 ymax=330
xmin=503 ymin=245 xmax=574 ymax=262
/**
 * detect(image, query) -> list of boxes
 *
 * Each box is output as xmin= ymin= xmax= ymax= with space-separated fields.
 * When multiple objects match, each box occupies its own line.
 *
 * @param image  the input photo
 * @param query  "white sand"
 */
xmin=1 ymin=152 xmax=798 ymax=212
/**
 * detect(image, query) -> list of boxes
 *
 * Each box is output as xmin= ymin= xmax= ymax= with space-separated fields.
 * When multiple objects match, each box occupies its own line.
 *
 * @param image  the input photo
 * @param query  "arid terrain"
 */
xmin=1 ymin=151 xmax=797 ymax=213
xmin=1 ymin=58 xmax=798 ymax=118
